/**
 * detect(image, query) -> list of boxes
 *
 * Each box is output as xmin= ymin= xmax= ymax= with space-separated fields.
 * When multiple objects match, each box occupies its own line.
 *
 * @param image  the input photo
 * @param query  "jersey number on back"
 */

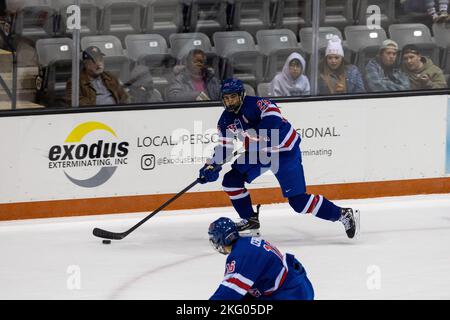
xmin=263 ymin=241 xmax=283 ymax=261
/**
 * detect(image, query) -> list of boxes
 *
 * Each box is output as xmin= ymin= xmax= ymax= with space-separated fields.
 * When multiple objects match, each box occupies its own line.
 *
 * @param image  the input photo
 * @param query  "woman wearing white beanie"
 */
xmin=270 ymin=52 xmax=311 ymax=97
xmin=318 ymin=35 xmax=366 ymax=95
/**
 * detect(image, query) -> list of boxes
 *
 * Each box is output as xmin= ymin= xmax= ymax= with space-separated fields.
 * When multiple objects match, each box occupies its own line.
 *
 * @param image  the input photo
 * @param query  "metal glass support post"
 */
xmin=310 ymin=0 xmax=321 ymax=96
xmin=69 ymin=1 xmax=81 ymax=108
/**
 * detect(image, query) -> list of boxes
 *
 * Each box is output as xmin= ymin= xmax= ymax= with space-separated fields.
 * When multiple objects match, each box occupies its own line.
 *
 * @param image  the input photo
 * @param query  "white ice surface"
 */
xmin=1 ymin=194 xmax=450 ymax=300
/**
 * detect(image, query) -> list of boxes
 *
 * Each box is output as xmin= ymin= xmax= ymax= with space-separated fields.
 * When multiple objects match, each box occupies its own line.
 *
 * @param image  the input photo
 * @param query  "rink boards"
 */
xmin=0 ymin=94 xmax=449 ymax=219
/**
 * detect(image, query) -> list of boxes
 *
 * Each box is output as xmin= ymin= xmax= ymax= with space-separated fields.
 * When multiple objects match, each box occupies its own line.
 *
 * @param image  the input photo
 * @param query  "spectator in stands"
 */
xmin=401 ymin=0 xmax=449 ymax=23
xmin=125 ymin=65 xmax=163 ymax=103
xmin=269 ymin=52 xmax=310 ymax=97
xmin=401 ymin=44 xmax=447 ymax=89
xmin=365 ymin=40 xmax=411 ymax=92
xmin=166 ymin=49 xmax=221 ymax=102
xmin=318 ymin=36 xmax=365 ymax=95
xmin=426 ymin=0 xmax=449 ymax=23
xmin=66 ymin=46 xmax=129 ymax=106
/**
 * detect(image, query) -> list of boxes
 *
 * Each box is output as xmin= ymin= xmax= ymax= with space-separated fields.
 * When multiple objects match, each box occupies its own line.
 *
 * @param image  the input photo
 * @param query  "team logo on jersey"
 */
xmin=263 ymin=241 xmax=284 ymax=261
xmin=225 ymin=260 xmax=236 ymax=274
xmin=248 ymin=288 xmax=262 ymax=298
xmin=227 ymin=119 xmax=244 ymax=134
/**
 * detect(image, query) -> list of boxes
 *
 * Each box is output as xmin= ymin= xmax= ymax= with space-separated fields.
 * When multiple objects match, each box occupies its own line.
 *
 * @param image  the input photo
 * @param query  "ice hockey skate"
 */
xmin=235 ymin=204 xmax=261 ymax=237
xmin=339 ymin=208 xmax=360 ymax=239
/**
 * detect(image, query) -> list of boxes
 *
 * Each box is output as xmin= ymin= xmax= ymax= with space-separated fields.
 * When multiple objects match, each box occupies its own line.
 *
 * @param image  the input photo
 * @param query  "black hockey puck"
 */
xmin=102 ymin=239 xmax=111 ymax=244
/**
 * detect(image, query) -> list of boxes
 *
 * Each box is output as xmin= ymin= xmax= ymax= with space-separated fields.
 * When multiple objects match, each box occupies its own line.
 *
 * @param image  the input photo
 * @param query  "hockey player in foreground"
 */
xmin=209 ymin=217 xmax=314 ymax=300
xmin=198 ymin=78 xmax=360 ymax=239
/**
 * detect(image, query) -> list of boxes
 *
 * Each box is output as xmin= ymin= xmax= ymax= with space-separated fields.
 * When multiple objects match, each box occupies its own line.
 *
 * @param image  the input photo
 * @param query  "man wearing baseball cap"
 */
xmin=401 ymin=44 xmax=447 ymax=90
xmin=365 ymin=39 xmax=411 ymax=92
xmin=66 ymin=46 xmax=129 ymax=106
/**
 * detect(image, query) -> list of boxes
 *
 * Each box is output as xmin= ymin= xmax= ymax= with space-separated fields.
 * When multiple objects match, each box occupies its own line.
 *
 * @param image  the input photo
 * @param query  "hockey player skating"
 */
xmin=209 ymin=217 xmax=314 ymax=300
xmin=198 ymin=78 xmax=360 ymax=239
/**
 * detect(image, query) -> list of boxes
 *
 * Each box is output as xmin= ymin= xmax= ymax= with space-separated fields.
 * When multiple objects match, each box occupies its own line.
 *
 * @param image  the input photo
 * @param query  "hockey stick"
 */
xmin=92 ymin=148 xmax=243 ymax=240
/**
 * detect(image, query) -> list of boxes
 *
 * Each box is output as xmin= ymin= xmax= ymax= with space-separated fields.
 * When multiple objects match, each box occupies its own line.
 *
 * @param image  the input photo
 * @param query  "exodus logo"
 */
xmin=48 ymin=121 xmax=129 ymax=188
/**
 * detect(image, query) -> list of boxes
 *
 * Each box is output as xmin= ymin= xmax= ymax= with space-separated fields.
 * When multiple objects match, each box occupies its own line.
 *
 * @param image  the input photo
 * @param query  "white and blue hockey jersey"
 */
xmin=210 ymin=236 xmax=292 ymax=300
xmin=211 ymin=96 xmax=300 ymax=164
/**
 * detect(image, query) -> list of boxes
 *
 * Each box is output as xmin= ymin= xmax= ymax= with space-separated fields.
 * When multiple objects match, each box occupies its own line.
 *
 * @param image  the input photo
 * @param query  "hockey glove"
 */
xmin=198 ymin=163 xmax=222 ymax=184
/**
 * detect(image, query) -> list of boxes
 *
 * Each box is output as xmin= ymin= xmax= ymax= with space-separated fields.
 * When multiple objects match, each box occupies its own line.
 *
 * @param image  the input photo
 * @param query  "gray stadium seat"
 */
xmin=14 ymin=0 xmax=56 ymax=42
xmin=354 ymin=0 xmax=395 ymax=29
xmin=81 ymin=35 xmax=124 ymax=56
xmin=125 ymin=34 xmax=176 ymax=95
xmin=256 ymin=29 xmax=306 ymax=81
xmin=299 ymin=26 xmax=343 ymax=53
xmin=81 ymin=35 xmax=131 ymax=82
xmin=389 ymin=23 xmax=440 ymax=65
xmin=231 ymin=0 xmax=271 ymax=37
xmin=169 ymin=32 xmax=213 ymax=60
xmin=36 ymin=37 xmax=73 ymax=66
xmin=273 ymin=0 xmax=311 ymax=34
xmin=214 ymin=31 xmax=259 ymax=57
xmin=243 ymin=83 xmax=255 ymax=96
xmin=213 ymin=31 xmax=264 ymax=87
xmin=97 ymin=0 xmax=143 ymax=44
xmin=344 ymin=25 xmax=387 ymax=52
xmin=433 ymin=24 xmax=450 ymax=72
xmin=35 ymin=38 xmax=74 ymax=107
xmin=257 ymin=82 xmax=272 ymax=97
xmin=188 ymin=0 xmax=228 ymax=37
xmin=432 ymin=24 xmax=450 ymax=50
xmin=256 ymin=28 xmax=299 ymax=55
xmin=319 ymin=0 xmax=354 ymax=31
xmin=125 ymin=34 xmax=170 ymax=61
xmin=143 ymin=0 xmax=184 ymax=41
xmin=354 ymin=44 xmax=380 ymax=71
xmin=388 ymin=24 xmax=433 ymax=48
xmin=54 ymin=0 xmax=98 ymax=36
xmin=125 ymin=65 xmax=164 ymax=103
xmin=344 ymin=25 xmax=387 ymax=66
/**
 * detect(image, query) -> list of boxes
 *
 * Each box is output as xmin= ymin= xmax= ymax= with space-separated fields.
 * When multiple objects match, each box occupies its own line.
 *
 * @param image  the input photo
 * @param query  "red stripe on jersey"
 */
xmin=262 ymin=107 xmax=281 ymax=114
xmin=306 ymin=195 xmax=320 ymax=214
xmin=277 ymin=269 xmax=288 ymax=291
xmin=281 ymin=129 xmax=297 ymax=149
xmin=226 ymin=277 xmax=252 ymax=291
xmin=226 ymin=189 xmax=247 ymax=197
xmin=264 ymin=268 xmax=288 ymax=296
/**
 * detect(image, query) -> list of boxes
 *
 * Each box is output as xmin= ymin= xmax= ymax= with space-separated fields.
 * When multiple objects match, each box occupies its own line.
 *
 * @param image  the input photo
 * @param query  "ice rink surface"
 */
xmin=1 ymin=193 xmax=450 ymax=300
